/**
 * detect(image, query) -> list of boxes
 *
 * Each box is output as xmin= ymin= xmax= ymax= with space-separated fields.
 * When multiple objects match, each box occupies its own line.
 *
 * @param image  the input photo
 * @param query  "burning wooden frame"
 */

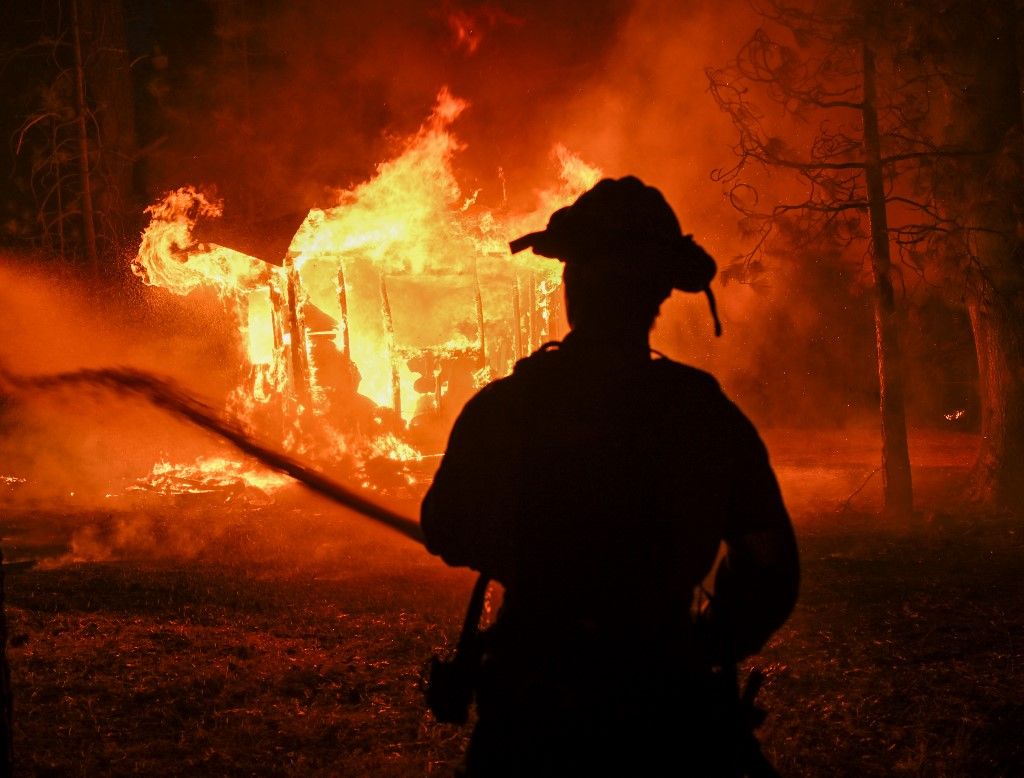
xmin=129 ymin=92 xmax=600 ymax=491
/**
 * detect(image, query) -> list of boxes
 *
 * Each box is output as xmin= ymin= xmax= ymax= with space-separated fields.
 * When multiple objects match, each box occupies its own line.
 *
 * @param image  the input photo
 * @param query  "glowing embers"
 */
xmin=132 ymin=88 xmax=600 ymax=493
xmin=1 ymin=475 xmax=27 ymax=491
xmin=133 ymin=457 xmax=291 ymax=498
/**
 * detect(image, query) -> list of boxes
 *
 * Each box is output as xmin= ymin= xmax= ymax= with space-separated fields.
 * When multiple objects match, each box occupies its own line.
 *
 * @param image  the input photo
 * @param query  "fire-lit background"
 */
xmin=0 ymin=1 xmax=1020 ymax=774
xmin=0 ymin=0 xmax=984 ymax=513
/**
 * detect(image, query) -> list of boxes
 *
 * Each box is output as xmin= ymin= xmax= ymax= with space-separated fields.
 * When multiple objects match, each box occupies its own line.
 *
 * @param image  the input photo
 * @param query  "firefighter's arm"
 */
xmin=712 ymin=404 xmax=800 ymax=660
xmin=420 ymin=384 xmax=518 ymax=581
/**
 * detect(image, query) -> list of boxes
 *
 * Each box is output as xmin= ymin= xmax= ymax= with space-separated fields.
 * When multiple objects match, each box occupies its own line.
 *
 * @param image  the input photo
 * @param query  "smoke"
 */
xmin=537 ymin=0 xmax=976 ymax=431
xmin=137 ymin=1 xmax=636 ymax=217
xmin=221 ymin=0 xmax=896 ymax=429
xmin=0 ymin=255 xmax=246 ymax=505
xmin=514 ymin=0 xmax=870 ymax=423
xmin=1 ymin=362 xmax=423 ymax=542
xmin=0 ymin=0 xmax=972 ymax=440
xmin=139 ymin=0 xmax=834 ymax=421
xmin=0 ymin=253 xmax=427 ymax=568
xmin=0 ymin=0 xmax=980 ymax=569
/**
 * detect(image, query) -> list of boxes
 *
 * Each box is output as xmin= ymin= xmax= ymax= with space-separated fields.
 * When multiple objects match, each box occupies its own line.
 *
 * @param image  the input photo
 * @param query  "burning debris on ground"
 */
xmin=0 ymin=0 xmax=1021 ymax=775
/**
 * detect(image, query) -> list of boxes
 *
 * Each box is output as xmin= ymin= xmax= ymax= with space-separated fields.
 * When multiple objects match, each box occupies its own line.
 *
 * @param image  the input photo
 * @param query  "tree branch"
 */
xmin=882 ymin=148 xmax=991 ymax=165
xmin=773 ymin=200 xmax=868 ymax=214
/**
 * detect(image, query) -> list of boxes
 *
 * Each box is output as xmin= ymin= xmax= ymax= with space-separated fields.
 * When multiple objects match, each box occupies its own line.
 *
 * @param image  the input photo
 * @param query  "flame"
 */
xmin=133 ymin=188 xmax=273 ymax=297
xmin=133 ymin=457 xmax=291 ymax=496
xmin=132 ymin=88 xmax=600 ymax=495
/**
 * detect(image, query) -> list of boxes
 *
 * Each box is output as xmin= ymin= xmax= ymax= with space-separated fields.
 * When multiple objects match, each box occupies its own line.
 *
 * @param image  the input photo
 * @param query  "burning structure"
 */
xmin=131 ymin=90 xmax=600 ymax=494
xmin=0 ymin=2 xmax=1021 ymax=774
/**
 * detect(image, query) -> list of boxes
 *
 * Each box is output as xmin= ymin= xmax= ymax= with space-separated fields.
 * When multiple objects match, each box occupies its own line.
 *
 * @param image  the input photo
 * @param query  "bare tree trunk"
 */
xmin=70 ymin=0 xmax=98 ymax=272
xmin=957 ymin=0 xmax=1024 ymax=510
xmin=80 ymin=0 xmax=136 ymax=256
xmin=968 ymin=282 xmax=1024 ymax=507
xmin=55 ymin=149 xmax=66 ymax=257
xmin=861 ymin=42 xmax=913 ymax=516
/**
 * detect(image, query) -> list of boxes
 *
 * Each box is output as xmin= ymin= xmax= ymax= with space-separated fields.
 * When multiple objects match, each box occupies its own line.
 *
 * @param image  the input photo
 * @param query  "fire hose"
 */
xmin=0 ymin=365 xmax=425 ymax=545
xmin=0 ymin=366 xmax=781 ymax=763
xmin=0 ymin=365 xmax=492 ymax=729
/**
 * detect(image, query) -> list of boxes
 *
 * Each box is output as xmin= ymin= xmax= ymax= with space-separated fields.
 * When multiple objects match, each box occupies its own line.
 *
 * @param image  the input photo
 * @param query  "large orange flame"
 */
xmin=132 ymin=88 xmax=600 ymax=494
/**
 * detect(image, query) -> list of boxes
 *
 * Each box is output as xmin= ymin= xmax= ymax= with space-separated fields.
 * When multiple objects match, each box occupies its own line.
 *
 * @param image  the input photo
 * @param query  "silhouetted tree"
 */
xmin=912 ymin=0 xmax=1024 ymax=508
xmin=707 ymin=0 xmax=987 ymax=516
xmin=6 ymin=0 xmax=136 ymax=270
xmin=70 ymin=0 xmax=98 ymax=269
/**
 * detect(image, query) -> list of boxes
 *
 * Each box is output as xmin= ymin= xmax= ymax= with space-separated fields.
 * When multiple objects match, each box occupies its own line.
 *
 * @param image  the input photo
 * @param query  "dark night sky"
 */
xmin=1 ymin=0 xmax=742 ymax=238
xmin=117 ymin=0 xmax=642 ymax=214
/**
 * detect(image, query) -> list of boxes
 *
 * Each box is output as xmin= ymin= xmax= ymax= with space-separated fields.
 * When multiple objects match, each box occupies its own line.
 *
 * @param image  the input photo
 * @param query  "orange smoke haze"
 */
xmin=0 ymin=1 xmax=981 ymax=568
xmin=0 ymin=259 xmax=243 ymax=502
xmin=130 ymin=0 xmax=903 ymax=432
xmin=441 ymin=2 xmax=524 ymax=54
xmin=0 ymin=257 xmax=428 ymax=569
xmin=143 ymin=0 xmax=881 ymax=422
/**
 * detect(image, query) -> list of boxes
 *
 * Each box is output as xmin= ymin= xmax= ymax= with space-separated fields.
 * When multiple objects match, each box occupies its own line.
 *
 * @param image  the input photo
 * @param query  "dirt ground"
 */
xmin=1 ymin=428 xmax=1022 ymax=776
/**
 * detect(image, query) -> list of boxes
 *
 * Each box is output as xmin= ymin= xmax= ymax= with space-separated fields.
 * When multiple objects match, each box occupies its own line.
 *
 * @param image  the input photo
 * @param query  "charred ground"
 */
xmin=2 ymin=444 xmax=1022 ymax=776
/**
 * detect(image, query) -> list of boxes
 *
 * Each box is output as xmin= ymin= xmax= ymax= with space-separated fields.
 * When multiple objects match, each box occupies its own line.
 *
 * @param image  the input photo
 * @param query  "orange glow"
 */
xmin=135 ymin=456 xmax=291 ymax=496
xmin=133 ymin=187 xmax=274 ymax=297
xmin=132 ymin=89 xmax=600 ymax=492
xmin=444 ymin=4 xmax=522 ymax=54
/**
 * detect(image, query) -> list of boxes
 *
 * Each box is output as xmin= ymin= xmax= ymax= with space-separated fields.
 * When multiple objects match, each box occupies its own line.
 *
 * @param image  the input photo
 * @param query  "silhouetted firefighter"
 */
xmin=422 ymin=177 xmax=799 ymax=776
